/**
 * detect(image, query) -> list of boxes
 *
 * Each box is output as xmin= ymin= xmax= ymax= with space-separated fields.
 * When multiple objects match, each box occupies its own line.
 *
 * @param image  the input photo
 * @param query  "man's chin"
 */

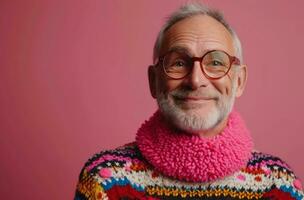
xmin=175 ymin=105 xmax=216 ymax=117
xmin=157 ymin=96 xmax=222 ymax=131
xmin=164 ymin=108 xmax=220 ymax=132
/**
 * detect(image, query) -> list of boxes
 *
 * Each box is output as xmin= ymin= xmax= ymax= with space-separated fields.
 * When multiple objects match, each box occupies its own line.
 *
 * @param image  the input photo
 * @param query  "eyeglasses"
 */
xmin=155 ymin=50 xmax=240 ymax=80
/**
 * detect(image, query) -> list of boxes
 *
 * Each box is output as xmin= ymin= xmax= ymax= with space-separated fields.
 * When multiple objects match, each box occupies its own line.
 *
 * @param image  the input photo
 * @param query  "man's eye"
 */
xmin=212 ymin=60 xmax=223 ymax=66
xmin=173 ymin=59 xmax=186 ymax=67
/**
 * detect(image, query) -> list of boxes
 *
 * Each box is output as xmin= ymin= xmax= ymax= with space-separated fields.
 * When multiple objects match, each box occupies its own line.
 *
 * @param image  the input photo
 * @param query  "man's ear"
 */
xmin=235 ymin=64 xmax=248 ymax=98
xmin=148 ymin=65 xmax=157 ymax=99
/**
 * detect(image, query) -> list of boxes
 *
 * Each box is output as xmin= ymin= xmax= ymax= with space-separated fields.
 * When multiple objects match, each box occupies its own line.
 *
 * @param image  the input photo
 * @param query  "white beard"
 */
xmin=156 ymin=81 xmax=237 ymax=133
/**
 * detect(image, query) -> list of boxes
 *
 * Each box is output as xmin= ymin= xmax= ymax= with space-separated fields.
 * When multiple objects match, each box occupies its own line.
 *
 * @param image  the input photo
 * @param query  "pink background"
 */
xmin=0 ymin=0 xmax=303 ymax=199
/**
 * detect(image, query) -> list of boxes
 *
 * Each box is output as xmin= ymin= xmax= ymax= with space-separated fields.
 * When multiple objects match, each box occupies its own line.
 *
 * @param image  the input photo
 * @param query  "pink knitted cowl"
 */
xmin=136 ymin=110 xmax=254 ymax=182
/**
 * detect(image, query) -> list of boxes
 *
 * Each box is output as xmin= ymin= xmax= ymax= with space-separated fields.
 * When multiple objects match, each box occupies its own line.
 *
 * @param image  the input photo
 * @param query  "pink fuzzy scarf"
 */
xmin=136 ymin=110 xmax=253 ymax=182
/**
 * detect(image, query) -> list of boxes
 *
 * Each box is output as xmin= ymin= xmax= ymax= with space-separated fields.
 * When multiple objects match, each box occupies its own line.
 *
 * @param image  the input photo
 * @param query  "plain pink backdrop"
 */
xmin=0 ymin=0 xmax=303 ymax=199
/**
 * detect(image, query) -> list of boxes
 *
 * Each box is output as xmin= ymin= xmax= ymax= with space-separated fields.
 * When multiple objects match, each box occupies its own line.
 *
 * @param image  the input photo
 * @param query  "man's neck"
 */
xmin=196 ymin=117 xmax=229 ymax=138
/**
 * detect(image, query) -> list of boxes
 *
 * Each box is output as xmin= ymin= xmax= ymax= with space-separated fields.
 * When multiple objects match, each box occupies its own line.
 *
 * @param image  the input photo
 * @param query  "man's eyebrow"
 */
xmin=167 ymin=46 xmax=216 ymax=57
xmin=166 ymin=46 xmax=220 ymax=57
xmin=168 ymin=46 xmax=191 ymax=54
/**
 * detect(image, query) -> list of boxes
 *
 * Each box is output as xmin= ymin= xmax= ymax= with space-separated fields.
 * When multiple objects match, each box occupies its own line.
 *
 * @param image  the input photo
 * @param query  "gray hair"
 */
xmin=153 ymin=3 xmax=243 ymax=64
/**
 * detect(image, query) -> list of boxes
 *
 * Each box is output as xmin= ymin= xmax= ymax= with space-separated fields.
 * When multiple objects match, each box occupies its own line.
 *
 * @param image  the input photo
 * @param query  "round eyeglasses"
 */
xmin=155 ymin=50 xmax=240 ymax=80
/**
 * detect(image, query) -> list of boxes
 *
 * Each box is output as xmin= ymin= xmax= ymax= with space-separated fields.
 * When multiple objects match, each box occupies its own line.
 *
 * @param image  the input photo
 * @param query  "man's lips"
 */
xmin=174 ymin=96 xmax=213 ymax=102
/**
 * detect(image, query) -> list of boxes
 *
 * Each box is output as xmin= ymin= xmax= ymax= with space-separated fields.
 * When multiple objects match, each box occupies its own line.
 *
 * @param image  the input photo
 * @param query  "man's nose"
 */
xmin=186 ymin=61 xmax=209 ymax=90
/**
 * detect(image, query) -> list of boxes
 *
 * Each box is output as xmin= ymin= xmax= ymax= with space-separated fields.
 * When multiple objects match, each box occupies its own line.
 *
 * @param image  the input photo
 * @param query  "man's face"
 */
xmin=149 ymin=15 xmax=247 ymax=137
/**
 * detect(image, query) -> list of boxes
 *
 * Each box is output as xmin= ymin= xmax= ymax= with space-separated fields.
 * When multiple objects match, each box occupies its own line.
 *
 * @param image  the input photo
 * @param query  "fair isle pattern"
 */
xmin=75 ymin=143 xmax=304 ymax=200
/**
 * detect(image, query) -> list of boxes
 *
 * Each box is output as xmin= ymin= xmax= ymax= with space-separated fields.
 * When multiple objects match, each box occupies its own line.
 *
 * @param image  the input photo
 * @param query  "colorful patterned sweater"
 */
xmin=74 ymin=142 xmax=303 ymax=200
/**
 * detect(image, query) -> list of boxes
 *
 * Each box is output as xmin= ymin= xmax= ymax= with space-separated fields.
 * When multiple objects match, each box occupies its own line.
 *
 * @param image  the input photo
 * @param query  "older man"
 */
xmin=75 ymin=3 xmax=303 ymax=200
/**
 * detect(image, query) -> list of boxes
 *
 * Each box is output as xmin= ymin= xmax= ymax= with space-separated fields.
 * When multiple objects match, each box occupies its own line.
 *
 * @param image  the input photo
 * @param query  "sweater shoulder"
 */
xmin=74 ymin=142 xmax=147 ymax=199
xmin=82 ymin=142 xmax=145 ymax=174
xmin=249 ymin=151 xmax=292 ymax=170
xmin=246 ymin=151 xmax=303 ymax=197
xmin=248 ymin=151 xmax=296 ymax=176
xmin=247 ymin=151 xmax=300 ymax=181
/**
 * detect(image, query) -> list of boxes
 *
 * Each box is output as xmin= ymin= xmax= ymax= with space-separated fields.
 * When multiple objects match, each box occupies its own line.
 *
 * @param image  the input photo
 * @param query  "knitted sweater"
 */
xmin=74 ymin=142 xmax=303 ymax=200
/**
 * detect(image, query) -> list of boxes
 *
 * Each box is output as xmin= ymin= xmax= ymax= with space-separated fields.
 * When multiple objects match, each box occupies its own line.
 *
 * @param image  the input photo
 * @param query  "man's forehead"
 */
xmin=160 ymin=15 xmax=234 ymax=55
